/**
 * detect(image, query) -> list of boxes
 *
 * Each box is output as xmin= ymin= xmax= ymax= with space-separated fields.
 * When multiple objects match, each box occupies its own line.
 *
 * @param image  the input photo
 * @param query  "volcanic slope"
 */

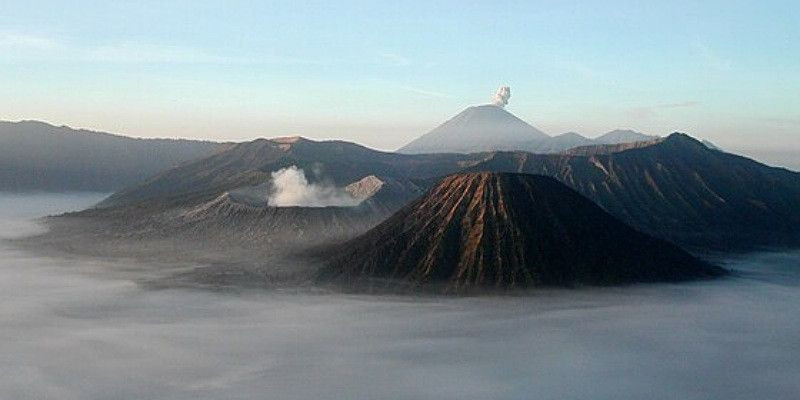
xmin=466 ymin=133 xmax=800 ymax=249
xmin=398 ymin=105 xmax=548 ymax=154
xmin=99 ymin=136 xmax=486 ymax=209
xmin=320 ymin=172 xmax=723 ymax=292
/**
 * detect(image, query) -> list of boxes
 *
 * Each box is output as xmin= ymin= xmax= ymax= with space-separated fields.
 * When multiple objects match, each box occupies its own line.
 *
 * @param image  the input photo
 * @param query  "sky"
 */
xmin=1 ymin=1 xmax=798 ymax=157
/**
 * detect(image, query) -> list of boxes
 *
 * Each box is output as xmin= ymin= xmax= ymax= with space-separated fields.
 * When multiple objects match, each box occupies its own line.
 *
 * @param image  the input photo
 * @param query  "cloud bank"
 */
xmin=4 ymin=194 xmax=800 ymax=400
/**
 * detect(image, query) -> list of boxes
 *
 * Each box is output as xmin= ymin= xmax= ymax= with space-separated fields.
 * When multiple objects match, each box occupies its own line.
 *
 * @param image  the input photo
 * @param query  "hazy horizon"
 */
xmin=1 ymin=1 xmax=798 ymax=155
xmin=3 ymin=116 xmax=798 ymax=172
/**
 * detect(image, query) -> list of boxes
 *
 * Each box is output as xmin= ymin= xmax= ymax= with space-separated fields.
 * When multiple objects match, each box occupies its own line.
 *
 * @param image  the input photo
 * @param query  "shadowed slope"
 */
xmin=0 ymin=120 xmax=227 ymax=192
xmin=466 ymin=134 xmax=800 ymax=249
xmin=320 ymin=173 xmax=722 ymax=292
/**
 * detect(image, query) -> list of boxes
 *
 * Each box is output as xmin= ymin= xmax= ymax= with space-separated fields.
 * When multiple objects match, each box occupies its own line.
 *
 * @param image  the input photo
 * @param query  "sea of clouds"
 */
xmin=1 ymin=194 xmax=799 ymax=400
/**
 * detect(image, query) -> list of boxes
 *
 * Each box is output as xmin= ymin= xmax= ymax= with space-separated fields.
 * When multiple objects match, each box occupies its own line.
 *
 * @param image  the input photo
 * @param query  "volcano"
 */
xmin=320 ymin=172 xmax=723 ymax=292
xmin=398 ymin=105 xmax=548 ymax=154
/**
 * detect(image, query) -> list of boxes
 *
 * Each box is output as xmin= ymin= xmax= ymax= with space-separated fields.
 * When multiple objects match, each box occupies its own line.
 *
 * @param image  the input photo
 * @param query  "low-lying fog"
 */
xmin=2 ymin=194 xmax=800 ymax=400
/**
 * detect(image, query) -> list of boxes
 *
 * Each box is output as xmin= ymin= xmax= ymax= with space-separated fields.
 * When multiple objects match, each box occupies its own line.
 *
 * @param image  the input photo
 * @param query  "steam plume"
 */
xmin=491 ymin=86 xmax=511 ymax=107
xmin=267 ymin=166 xmax=361 ymax=207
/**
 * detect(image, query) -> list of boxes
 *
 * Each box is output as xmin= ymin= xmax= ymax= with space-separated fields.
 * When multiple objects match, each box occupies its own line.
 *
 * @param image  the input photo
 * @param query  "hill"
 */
xmin=0 ymin=120 xmax=227 ymax=192
xmin=319 ymin=173 xmax=722 ymax=292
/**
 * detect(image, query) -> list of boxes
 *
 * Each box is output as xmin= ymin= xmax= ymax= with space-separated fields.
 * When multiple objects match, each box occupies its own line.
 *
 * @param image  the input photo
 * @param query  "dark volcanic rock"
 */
xmin=320 ymin=172 xmax=723 ymax=292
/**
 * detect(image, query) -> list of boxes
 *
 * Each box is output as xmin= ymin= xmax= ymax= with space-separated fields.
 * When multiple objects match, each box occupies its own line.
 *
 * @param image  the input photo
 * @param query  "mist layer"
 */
xmin=1 ymin=194 xmax=800 ymax=400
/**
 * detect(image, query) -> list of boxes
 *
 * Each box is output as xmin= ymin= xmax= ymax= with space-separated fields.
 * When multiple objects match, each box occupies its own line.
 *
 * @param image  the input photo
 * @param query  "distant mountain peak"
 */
xmin=595 ymin=129 xmax=658 ymax=144
xmin=557 ymin=131 xmax=587 ymax=139
xmin=398 ymin=104 xmax=548 ymax=154
xmin=608 ymin=128 xmax=638 ymax=134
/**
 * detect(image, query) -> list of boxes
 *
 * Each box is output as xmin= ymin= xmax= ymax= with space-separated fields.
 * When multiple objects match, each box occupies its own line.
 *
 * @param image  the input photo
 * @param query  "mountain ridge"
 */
xmin=94 ymin=132 xmax=800 ymax=250
xmin=397 ymin=106 xmax=659 ymax=154
xmin=465 ymin=133 xmax=800 ymax=249
xmin=0 ymin=120 xmax=229 ymax=192
xmin=98 ymin=136 xmax=489 ymax=209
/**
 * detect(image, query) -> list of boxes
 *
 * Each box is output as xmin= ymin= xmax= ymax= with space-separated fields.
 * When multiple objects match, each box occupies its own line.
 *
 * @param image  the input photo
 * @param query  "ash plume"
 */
xmin=491 ymin=86 xmax=511 ymax=107
xmin=267 ymin=166 xmax=361 ymax=207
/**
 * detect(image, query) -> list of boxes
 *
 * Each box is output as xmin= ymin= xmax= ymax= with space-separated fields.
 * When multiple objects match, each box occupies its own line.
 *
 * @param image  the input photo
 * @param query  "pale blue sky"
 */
xmin=1 ymin=1 xmax=798 ymax=156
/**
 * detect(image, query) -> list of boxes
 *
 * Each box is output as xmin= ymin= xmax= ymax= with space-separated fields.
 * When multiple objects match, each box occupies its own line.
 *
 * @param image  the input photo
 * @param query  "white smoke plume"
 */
xmin=267 ymin=166 xmax=361 ymax=207
xmin=491 ymin=85 xmax=511 ymax=107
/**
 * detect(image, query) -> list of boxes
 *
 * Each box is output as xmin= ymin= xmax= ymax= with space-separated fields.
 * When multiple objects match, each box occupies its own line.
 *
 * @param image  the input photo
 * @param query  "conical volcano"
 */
xmin=320 ymin=172 xmax=722 ymax=291
xmin=398 ymin=105 xmax=548 ymax=154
